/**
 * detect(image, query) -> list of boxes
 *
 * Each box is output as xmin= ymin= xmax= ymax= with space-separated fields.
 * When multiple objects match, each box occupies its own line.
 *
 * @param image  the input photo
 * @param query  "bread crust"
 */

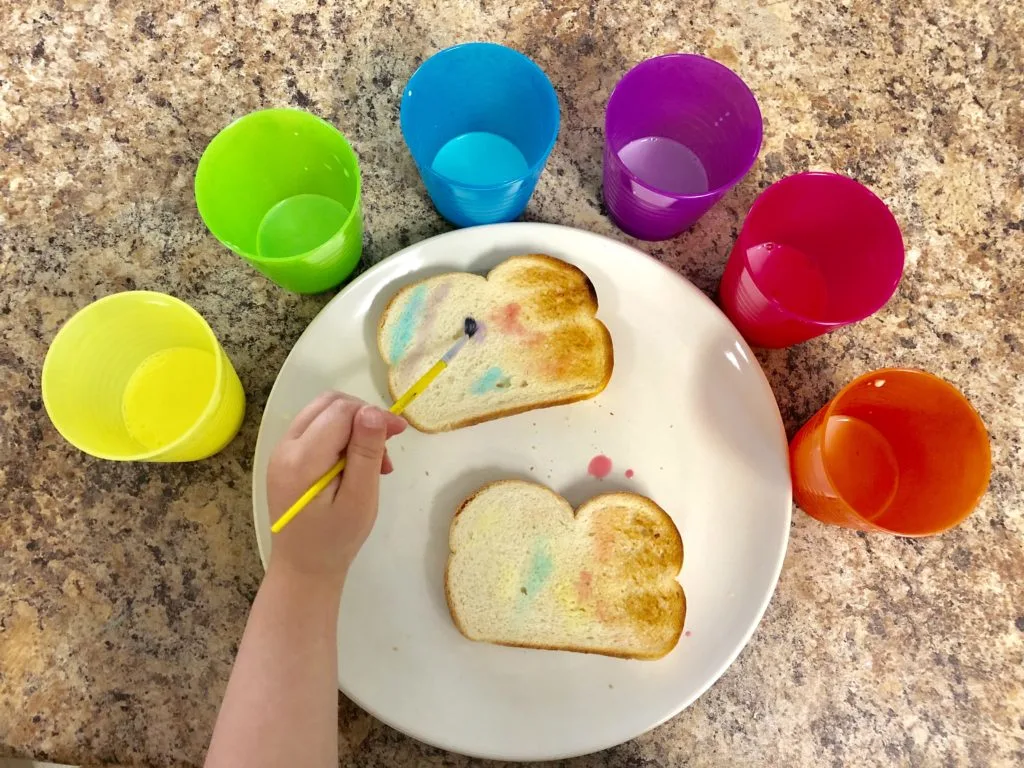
xmin=445 ymin=481 xmax=685 ymax=660
xmin=377 ymin=254 xmax=614 ymax=432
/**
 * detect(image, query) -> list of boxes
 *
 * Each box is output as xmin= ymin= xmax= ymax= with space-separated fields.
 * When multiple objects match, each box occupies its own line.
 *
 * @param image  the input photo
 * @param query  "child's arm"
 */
xmin=205 ymin=393 xmax=406 ymax=768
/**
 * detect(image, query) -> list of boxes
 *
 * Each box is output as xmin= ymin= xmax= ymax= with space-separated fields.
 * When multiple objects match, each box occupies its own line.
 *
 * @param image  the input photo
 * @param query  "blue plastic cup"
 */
xmin=400 ymin=42 xmax=560 ymax=227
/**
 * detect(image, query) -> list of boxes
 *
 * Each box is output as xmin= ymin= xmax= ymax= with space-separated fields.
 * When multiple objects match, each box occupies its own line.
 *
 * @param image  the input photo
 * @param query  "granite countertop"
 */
xmin=2 ymin=0 xmax=1022 ymax=766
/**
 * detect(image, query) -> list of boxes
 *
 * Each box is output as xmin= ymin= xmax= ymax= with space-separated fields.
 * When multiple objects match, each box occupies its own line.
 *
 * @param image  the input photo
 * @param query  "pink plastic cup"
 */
xmin=718 ymin=172 xmax=904 ymax=348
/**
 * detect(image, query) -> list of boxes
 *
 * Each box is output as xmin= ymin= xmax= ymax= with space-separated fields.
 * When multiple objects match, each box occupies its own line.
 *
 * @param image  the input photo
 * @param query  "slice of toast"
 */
xmin=445 ymin=480 xmax=685 ymax=660
xmin=376 ymin=254 xmax=613 ymax=432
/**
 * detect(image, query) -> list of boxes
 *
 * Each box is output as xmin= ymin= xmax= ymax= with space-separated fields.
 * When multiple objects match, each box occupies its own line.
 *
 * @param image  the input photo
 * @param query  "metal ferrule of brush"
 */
xmin=442 ymin=334 xmax=470 ymax=364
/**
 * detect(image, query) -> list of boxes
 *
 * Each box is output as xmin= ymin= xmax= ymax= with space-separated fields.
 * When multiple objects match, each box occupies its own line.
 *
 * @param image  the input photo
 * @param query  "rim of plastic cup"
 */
xmin=817 ymin=368 xmax=991 ymax=536
xmin=41 ymin=291 xmax=227 ymax=462
xmin=400 ymin=42 xmax=561 ymax=192
xmin=739 ymin=171 xmax=905 ymax=327
xmin=195 ymin=107 xmax=362 ymax=265
xmin=604 ymin=53 xmax=763 ymax=201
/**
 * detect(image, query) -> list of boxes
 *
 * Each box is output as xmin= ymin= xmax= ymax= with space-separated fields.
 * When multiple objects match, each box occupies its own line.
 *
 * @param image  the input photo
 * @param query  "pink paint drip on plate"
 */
xmin=588 ymin=454 xmax=612 ymax=479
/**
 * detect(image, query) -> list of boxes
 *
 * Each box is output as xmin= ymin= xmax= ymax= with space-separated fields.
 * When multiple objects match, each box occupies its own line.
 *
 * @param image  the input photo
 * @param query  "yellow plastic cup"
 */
xmin=42 ymin=291 xmax=245 ymax=462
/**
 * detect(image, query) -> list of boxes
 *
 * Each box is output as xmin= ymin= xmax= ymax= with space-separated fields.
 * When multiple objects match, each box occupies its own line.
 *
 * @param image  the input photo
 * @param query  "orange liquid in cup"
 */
xmin=790 ymin=369 xmax=991 ymax=536
xmin=822 ymin=416 xmax=898 ymax=522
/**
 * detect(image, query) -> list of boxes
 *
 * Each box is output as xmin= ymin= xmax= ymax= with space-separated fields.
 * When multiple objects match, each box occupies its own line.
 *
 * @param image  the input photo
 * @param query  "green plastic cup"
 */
xmin=195 ymin=108 xmax=362 ymax=294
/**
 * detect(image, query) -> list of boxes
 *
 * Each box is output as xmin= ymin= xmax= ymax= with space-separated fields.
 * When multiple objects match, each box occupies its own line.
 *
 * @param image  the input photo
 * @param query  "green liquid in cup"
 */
xmin=256 ymin=194 xmax=349 ymax=259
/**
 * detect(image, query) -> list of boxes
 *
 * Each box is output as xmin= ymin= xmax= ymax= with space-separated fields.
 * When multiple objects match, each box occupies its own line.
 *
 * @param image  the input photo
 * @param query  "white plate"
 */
xmin=252 ymin=222 xmax=791 ymax=761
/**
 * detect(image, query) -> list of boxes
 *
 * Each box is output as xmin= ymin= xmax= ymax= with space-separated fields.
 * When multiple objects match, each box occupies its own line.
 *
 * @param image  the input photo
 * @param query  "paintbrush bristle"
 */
xmin=464 ymin=317 xmax=478 ymax=338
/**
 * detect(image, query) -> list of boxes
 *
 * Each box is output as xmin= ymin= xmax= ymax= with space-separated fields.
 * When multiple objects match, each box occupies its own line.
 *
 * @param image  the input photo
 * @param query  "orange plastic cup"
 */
xmin=790 ymin=369 xmax=990 ymax=536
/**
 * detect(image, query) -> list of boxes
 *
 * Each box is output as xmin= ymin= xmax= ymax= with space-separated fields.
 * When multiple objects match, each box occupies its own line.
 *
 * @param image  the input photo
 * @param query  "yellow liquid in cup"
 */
xmin=122 ymin=347 xmax=217 ymax=450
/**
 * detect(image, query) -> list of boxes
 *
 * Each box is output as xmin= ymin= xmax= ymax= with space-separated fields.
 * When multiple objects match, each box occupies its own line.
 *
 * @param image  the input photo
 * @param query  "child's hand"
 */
xmin=267 ymin=392 xmax=407 ymax=585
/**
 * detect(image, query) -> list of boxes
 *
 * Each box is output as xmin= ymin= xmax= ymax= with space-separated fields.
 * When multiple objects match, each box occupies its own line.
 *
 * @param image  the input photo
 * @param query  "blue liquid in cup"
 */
xmin=431 ymin=132 xmax=529 ymax=187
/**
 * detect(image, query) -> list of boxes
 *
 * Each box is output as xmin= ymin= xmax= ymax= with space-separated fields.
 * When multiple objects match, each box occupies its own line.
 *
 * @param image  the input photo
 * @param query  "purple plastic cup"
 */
xmin=603 ymin=54 xmax=763 ymax=241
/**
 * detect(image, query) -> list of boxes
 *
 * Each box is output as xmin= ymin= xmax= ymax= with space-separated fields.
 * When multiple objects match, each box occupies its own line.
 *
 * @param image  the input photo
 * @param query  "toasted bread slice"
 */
xmin=377 ymin=254 xmax=613 ymax=432
xmin=446 ymin=480 xmax=685 ymax=660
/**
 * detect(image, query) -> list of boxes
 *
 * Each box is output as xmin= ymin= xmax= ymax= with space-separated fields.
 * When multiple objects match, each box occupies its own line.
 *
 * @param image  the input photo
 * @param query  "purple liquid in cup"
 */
xmin=617 ymin=137 xmax=709 ymax=195
xmin=603 ymin=54 xmax=763 ymax=241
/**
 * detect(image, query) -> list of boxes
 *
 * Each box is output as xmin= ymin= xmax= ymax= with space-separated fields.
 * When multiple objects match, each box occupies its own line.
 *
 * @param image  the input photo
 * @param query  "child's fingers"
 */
xmin=382 ymin=450 xmax=394 ymax=474
xmin=287 ymin=393 xmax=406 ymax=442
xmin=285 ymin=391 xmax=347 ymax=440
xmin=294 ymin=398 xmax=360 ymax=472
xmin=337 ymin=406 xmax=387 ymax=509
xmin=383 ymin=412 xmax=409 ymax=436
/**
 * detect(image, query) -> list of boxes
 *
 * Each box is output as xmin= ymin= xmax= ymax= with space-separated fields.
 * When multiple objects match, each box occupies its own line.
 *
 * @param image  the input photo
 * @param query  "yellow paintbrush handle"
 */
xmin=271 ymin=457 xmax=347 ymax=533
xmin=271 ymin=359 xmax=450 ymax=534
xmin=390 ymin=358 xmax=447 ymax=414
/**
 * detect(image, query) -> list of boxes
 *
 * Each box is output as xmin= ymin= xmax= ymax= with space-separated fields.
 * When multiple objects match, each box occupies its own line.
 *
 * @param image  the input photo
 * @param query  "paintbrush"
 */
xmin=271 ymin=317 xmax=478 ymax=534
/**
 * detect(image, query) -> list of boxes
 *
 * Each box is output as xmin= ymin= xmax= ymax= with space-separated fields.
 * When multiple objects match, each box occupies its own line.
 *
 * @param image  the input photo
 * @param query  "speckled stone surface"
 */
xmin=1 ymin=0 xmax=1022 ymax=766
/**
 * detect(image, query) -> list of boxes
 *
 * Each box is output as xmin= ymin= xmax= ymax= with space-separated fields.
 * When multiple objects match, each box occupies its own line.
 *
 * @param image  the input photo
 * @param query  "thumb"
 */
xmin=337 ymin=406 xmax=388 ymax=508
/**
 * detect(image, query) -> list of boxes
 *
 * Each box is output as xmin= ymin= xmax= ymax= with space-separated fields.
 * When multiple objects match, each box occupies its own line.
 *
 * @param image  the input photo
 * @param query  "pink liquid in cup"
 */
xmin=745 ymin=243 xmax=828 ymax=319
xmin=719 ymin=172 xmax=904 ymax=348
